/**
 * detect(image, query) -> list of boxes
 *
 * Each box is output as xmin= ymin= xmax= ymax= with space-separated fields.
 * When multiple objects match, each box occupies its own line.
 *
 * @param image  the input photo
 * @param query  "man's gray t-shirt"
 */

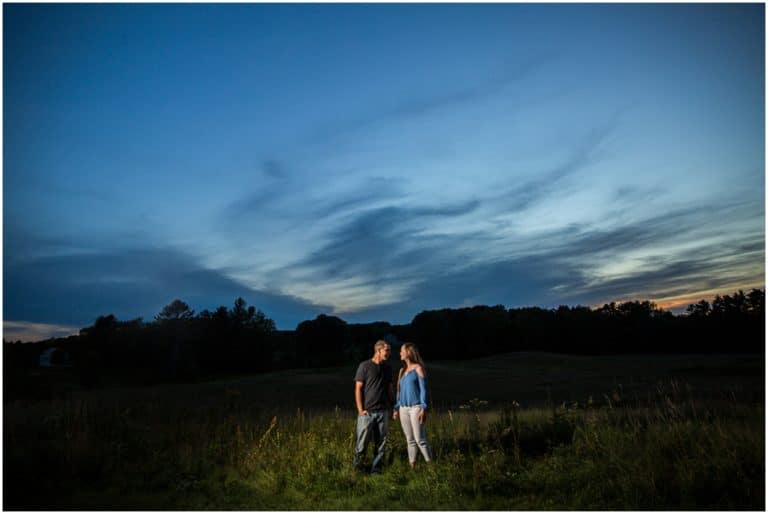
xmin=354 ymin=360 xmax=393 ymax=411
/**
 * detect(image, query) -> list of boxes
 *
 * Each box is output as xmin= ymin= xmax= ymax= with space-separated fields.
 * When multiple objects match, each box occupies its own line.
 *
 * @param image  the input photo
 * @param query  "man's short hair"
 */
xmin=374 ymin=340 xmax=390 ymax=351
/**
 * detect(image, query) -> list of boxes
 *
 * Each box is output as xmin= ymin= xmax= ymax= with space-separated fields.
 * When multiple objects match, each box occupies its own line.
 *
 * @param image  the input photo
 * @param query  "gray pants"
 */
xmin=399 ymin=406 xmax=433 ymax=464
xmin=353 ymin=411 xmax=388 ymax=473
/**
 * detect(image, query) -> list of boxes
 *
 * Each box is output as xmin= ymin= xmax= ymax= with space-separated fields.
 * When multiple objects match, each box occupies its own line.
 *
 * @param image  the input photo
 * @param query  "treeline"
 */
xmin=407 ymin=289 xmax=764 ymax=359
xmin=3 ymin=289 xmax=764 ymax=391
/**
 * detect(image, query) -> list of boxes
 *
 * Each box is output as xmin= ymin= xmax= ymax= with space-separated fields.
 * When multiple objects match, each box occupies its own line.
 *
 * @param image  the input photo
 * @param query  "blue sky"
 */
xmin=3 ymin=3 xmax=765 ymax=341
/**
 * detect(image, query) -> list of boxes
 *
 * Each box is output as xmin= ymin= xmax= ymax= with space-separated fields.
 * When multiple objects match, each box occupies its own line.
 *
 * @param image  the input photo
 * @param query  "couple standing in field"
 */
xmin=353 ymin=340 xmax=433 ymax=473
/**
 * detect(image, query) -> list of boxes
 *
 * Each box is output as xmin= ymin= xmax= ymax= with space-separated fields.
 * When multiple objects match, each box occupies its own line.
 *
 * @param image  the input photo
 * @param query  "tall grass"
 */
xmin=4 ymin=382 xmax=763 ymax=510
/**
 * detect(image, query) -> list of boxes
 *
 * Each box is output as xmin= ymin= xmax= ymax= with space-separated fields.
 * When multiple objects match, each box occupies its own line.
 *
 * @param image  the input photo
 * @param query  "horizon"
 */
xmin=3 ymin=3 xmax=765 ymax=343
xmin=4 ymin=288 xmax=762 ymax=344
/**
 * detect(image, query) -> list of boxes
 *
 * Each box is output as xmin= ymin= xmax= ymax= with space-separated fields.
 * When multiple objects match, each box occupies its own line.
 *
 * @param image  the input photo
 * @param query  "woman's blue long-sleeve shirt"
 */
xmin=395 ymin=369 xmax=428 ymax=409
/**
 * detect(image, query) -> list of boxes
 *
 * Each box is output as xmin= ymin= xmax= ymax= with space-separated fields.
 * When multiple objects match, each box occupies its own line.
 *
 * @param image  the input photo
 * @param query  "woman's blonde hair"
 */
xmin=401 ymin=342 xmax=425 ymax=367
xmin=397 ymin=342 xmax=427 ymax=398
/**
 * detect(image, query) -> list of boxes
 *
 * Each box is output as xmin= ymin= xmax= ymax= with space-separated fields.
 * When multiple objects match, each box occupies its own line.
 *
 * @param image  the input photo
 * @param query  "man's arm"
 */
xmin=389 ymin=374 xmax=398 ymax=420
xmin=355 ymin=381 xmax=367 ymax=415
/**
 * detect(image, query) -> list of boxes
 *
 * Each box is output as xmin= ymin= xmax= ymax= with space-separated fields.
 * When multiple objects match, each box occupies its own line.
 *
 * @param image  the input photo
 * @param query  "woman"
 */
xmin=393 ymin=342 xmax=433 ymax=467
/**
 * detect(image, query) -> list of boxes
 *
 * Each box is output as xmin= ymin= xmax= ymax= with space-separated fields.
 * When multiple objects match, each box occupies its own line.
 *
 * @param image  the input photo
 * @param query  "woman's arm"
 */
xmin=394 ymin=367 xmax=404 ymax=409
xmin=415 ymin=366 xmax=428 ymax=409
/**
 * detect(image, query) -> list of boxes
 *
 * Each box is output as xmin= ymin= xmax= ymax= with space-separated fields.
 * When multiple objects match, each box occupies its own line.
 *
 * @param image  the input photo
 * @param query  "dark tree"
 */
xmin=686 ymin=300 xmax=711 ymax=318
xmin=295 ymin=314 xmax=350 ymax=366
xmin=746 ymin=289 xmax=764 ymax=314
xmin=7 ymin=287 xmax=761 ymax=396
xmin=155 ymin=299 xmax=195 ymax=321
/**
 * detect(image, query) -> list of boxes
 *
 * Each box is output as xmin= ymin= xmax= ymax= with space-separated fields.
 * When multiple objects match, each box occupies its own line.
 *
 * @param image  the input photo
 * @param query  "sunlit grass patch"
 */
xmin=3 ymin=381 xmax=763 ymax=510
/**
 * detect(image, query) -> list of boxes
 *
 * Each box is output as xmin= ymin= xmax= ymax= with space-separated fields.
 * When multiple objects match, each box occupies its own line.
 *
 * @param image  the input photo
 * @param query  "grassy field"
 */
xmin=3 ymin=352 xmax=764 ymax=510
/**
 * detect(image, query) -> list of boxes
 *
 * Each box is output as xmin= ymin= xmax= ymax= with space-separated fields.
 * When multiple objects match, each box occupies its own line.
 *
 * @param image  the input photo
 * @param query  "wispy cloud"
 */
xmin=561 ymin=244 xmax=765 ymax=311
xmin=293 ymin=198 xmax=482 ymax=277
xmin=306 ymin=54 xmax=555 ymax=144
xmin=3 ymin=321 xmax=80 ymax=343
xmin=310 ymin=177 xmax=409 ymax=220
xmin=263 ymin=196 xmax=485 ymax=312
xmin=386 ymin=54 xmax=553 ymax=119
xmin=262 ymin=159 xmax=287 ymax=179
xmin=490 ymin=124 xmax=616 ymax=215
xmin=272 ymin=196 xmax=763 ymax=322
xmin=3 ymin=241 xmax=329 ymax=329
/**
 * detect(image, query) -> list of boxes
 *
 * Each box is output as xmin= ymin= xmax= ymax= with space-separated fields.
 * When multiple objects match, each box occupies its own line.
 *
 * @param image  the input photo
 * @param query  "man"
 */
xmin=353 ymin=339 xmax=394 ymax=473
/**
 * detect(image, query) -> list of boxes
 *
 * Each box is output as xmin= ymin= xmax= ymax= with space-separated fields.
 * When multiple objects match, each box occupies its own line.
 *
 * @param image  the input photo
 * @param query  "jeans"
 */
xmin=399 ymin=406 xmax=433 ymax=464
xmin=353 ymin=410 xmax=388 ymax=473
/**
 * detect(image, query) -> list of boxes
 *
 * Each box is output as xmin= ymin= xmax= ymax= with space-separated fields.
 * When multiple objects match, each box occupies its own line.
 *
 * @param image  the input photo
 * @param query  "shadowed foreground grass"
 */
xmin=4 ymin=382 xmax=763 ymax=510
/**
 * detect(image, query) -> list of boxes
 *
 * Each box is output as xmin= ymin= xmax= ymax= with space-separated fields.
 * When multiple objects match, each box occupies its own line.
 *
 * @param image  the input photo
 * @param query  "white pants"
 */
xmin=398 ymin=406 xmax=433 ymax=464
